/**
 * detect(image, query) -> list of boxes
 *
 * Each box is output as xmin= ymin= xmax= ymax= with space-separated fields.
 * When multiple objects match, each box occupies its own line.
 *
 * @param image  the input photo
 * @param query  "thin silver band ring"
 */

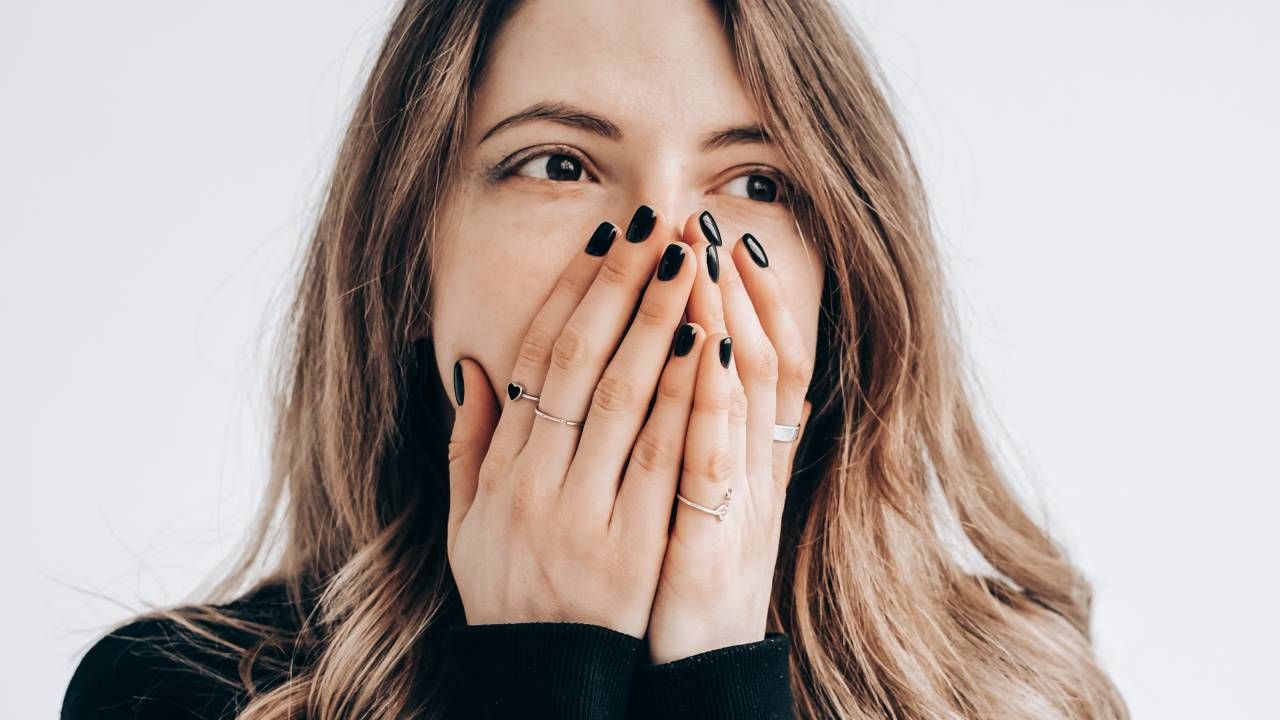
xmin=676 ymin=487 xmax=733 ymax=521
xmin=533 ymin=404 xmax=584 ymax=428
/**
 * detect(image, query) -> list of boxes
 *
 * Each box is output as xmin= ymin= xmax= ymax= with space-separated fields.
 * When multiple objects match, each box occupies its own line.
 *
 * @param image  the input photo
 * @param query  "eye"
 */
xmin=720 ymin=170 xmax=792 ymax=204
xmin=499 ymin=147 xmax=594 ymax=183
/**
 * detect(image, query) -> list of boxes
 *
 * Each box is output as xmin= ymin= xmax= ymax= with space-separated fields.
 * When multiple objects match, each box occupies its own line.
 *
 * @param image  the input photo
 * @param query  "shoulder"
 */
xmin=61 ymin=582 xmax=300 ymax=720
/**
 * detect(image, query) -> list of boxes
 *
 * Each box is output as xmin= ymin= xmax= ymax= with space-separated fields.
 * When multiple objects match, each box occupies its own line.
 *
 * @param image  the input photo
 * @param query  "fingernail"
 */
xmin=673 ymin=323 xmax=696 ymax=356
xmin=719 ymin=337 xmax=733 ymax=368
xmin=657 ymin=243 xmax=685 ymax=280
xmin=626 ymin=204 xmax=657 ymax=242
xmin=452 ymin=360 xmax=465 ymax=405
xmin=585 ymin=221 xmax=618 ymax=256
xmin=705 ymin=243 xmax=720 ymax=283
xmin=742 ymin=232 xmax=769 ymax=268
xmin=699 ymin=210 xmax=722 ymax=247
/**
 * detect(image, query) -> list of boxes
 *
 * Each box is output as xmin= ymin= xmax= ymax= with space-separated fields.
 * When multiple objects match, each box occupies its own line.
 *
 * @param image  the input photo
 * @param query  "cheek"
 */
xmin=431 ymin=206 xmax=581 ymax=389
xmin=767 ymin=241 xmax=825 ymax=355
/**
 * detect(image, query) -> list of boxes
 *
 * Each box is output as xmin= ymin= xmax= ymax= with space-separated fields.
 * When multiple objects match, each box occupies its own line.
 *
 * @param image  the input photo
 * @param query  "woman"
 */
xmin=61 ymin=0 xmax=1129 ymax=717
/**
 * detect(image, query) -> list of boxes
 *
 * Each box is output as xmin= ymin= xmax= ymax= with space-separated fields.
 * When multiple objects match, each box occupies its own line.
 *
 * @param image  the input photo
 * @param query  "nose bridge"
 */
xmin=617 ymin=153 xmax=698 ymax=243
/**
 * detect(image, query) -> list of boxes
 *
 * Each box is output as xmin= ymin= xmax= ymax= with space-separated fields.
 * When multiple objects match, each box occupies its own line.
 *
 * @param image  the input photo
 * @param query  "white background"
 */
xmin=2 ymin=1 xmax=1276 ymax=717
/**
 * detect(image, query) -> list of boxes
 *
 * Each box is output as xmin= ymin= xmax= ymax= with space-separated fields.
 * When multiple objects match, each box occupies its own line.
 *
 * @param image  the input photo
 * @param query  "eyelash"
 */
xmin=488 ymin=145 xmax=796 ymax=203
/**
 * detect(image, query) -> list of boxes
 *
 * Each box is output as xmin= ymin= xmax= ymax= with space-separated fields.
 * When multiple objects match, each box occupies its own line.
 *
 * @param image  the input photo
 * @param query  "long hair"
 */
xmin=131 ymin=0 xmax=1129 ymax=717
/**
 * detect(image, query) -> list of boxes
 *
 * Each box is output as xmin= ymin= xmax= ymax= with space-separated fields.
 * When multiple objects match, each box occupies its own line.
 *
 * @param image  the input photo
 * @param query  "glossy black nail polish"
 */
xmin=673 ymin=323 xmax=696 ymax=356
xmin=452 ymin=360 xmax=465 ymax=405
xmin=657 ymin=243 xmax=685 ymax=280
xmin=699 ymin=210 xmax=722 ymax=247
xmin=705 ymin=244 xmax=720 ymax=283
xmin=626 ymin=204 xmax=657 ymax=242
xmin=585 ymin=221 xmax=618 ymax=256
xmin=719 ymin=337 xmax=733 ymax=368
xmin=742 ymin=232 xmax=769 ymax=268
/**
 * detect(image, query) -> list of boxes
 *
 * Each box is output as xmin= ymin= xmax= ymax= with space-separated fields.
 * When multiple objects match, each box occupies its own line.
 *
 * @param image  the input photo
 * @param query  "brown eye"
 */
xmin=722 ymin=172 xmax=786 ymax=204
xmin=513 ymin=151 xmax=587 ymax=182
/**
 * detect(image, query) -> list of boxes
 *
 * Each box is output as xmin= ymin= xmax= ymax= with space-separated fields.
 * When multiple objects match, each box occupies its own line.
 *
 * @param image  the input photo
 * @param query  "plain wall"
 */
xmin=1 ymin=1 xmax=1276 ymax=716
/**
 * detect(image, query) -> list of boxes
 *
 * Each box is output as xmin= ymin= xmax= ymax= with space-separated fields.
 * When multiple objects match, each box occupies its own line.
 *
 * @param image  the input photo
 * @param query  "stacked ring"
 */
xmin=507 ymin=380 xmax=584 ymax=428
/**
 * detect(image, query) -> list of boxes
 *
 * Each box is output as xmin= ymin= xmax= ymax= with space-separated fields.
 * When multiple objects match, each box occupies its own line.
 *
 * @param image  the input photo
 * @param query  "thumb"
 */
xmin=446 ymin=357 xmax=499 ymax=552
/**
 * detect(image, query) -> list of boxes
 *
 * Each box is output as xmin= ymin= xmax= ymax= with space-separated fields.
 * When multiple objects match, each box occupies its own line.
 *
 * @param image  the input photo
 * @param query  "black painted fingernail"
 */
xmin=719 ymin=337 xmax=733 ymax=368
xmin=705 ymin=243 xmax=720 ymax=283
xmin=673 ymin=323 xmax=696 ymax=356
xmin=699 ymin=210 xmax=722 ymax=247
xmin=626 ymin=204 xmax=657 ymax=242
xmin=742 ymin=232 xmax=769 ymax=268
xmin=452 ymin=360 xmax=465 ymax=405
xmin=657 ymin=243 xmax=685 ymax=280
xmin=585 ymin=221 xmax=618 ymax=256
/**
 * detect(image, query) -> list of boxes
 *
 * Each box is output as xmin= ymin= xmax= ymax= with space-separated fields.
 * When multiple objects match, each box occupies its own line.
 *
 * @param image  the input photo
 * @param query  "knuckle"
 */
xmin=706 ymin=306 xmax=726 ymax=331
xmin=447 ymin=438 xmax=476 ymax=466
xmin=783 ymin=350 xmax=815 ymax=392
xmin=631 ymin=428 xmax=670 ymax=476
xmin=655 ymin=372 xmax=685 ymax=403
xmin=556 ymin=269 xmax=591 ymax=298
xmin=508 ymin=489 xmax=531 ymax=525
xmin=592 ymin=371 xmax=636 ymax=415
xmin=721 ymin=263 xmax=746 ymax=291
xmin=700 ymin=382 xmax=732 ymax=413
xmin=687 ymin=443 xmax=734 ymax=484
xmin=728 ymin=385 xmax=750 ymax=423
xmin=478 ymin=451 xmax=509 ymax=484
xmin=747 ymin=335 xmax=779 ymax=384
xmin=634 ymin=296 xmax=668 ymax=328
xmin=596 ymin=257 xmax=630 ymax=287
xmin=551 ymin=324 xmax=591 ymax=373
xmin=518 ymin=325 xmax=557 ymax=369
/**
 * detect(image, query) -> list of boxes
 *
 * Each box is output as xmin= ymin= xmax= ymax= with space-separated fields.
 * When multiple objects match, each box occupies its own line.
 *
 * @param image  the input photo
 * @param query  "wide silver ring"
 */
xmin=506 ymin=382 xmax=540 ymax=403
xmin=676 ymin=487 xmax=733 ymax=521
xmin=533 ymin=404 xmax=584 ymax=428
xmin=772 ymin=423 xmax=801 ymax=442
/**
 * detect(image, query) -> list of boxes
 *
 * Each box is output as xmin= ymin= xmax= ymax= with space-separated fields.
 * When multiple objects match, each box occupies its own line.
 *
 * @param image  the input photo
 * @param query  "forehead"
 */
xmin=470 ymin=0 xmax=758 ymax=143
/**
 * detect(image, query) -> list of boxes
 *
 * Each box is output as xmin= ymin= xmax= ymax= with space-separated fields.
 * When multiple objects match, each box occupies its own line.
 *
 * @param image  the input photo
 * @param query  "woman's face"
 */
xmin=431 ymin=0 xmax=824 ymax=410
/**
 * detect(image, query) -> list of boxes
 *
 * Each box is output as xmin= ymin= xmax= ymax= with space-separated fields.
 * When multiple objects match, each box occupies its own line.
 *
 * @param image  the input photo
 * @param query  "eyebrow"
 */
xmin=477 ymin=101 xmax=773 ymax=152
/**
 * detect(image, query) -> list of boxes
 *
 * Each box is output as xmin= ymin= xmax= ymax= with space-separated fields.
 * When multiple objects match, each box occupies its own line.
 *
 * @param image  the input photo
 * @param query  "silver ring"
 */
xmin=506 ymin=382 xmax=540 ymax=403
xmin=676 ymin=487 xmax=733 ymax=521
xmin=533 ymin=404 xmax=584 ymax=428
xmin=772 ymin=423 xmax=801 ymax=442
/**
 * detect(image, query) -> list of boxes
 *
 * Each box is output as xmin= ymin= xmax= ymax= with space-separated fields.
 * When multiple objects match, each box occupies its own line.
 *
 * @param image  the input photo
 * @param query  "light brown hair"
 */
xmin=121 ymin=0 xmax=1129 ymax=717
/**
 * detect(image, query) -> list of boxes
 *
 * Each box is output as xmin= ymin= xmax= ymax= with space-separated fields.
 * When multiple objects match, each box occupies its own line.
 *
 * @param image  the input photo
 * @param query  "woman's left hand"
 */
xmin=645 ymin=211 xmax=814 ymax=664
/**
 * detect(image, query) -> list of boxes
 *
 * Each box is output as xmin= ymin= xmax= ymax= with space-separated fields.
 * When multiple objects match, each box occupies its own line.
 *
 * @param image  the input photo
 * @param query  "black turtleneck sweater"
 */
xmin=60 ymin=583 xmax=794 ymax=719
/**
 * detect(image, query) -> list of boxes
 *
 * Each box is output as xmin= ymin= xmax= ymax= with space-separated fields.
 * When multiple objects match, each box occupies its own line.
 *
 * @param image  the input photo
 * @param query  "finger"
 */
xmin=611 ymin=321 xmax=705 ymax=540
xmin=566 ymin=241 xmax=695 ymax=513
xmin=524 ymin=204 xmax=669 ymax=482
xmin=484 ymin=220 xmax=620 ymax=479
xmin=780 ymin=400 xmax=814 ymax=490
xmin=731 ymin=232 xmax=816 ymax=489
xmin=684 ymin=212 xmax=727 ymax=338
xmin=446 ymin=357 xmax=500 ymax=556
xmin=672 ymin=331 xmax=736 ymax=550
xmin=707 ymin=215 xmax=777 ymax=490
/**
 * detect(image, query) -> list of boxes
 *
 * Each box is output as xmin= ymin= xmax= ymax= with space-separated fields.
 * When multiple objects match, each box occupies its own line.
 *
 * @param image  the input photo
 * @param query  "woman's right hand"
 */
xmin=445 ymin=205 xmax=706 ymax=639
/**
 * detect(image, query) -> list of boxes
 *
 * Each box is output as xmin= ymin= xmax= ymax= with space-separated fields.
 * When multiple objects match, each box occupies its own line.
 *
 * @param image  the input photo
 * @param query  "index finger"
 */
xmin=483 ymin=221 xmax=619 ymax=474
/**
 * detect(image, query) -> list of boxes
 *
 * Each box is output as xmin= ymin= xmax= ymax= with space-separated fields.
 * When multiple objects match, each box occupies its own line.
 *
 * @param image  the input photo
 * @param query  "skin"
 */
xmin=432 ymin=0 xmax=824 ymax=663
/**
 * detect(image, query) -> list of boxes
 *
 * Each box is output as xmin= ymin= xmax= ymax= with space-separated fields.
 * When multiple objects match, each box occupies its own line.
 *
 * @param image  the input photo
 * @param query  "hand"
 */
xmin=645 ymin=211 xmax=814 ymax=664
xmin=446 ymin=206 xmax=709 ymax=639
